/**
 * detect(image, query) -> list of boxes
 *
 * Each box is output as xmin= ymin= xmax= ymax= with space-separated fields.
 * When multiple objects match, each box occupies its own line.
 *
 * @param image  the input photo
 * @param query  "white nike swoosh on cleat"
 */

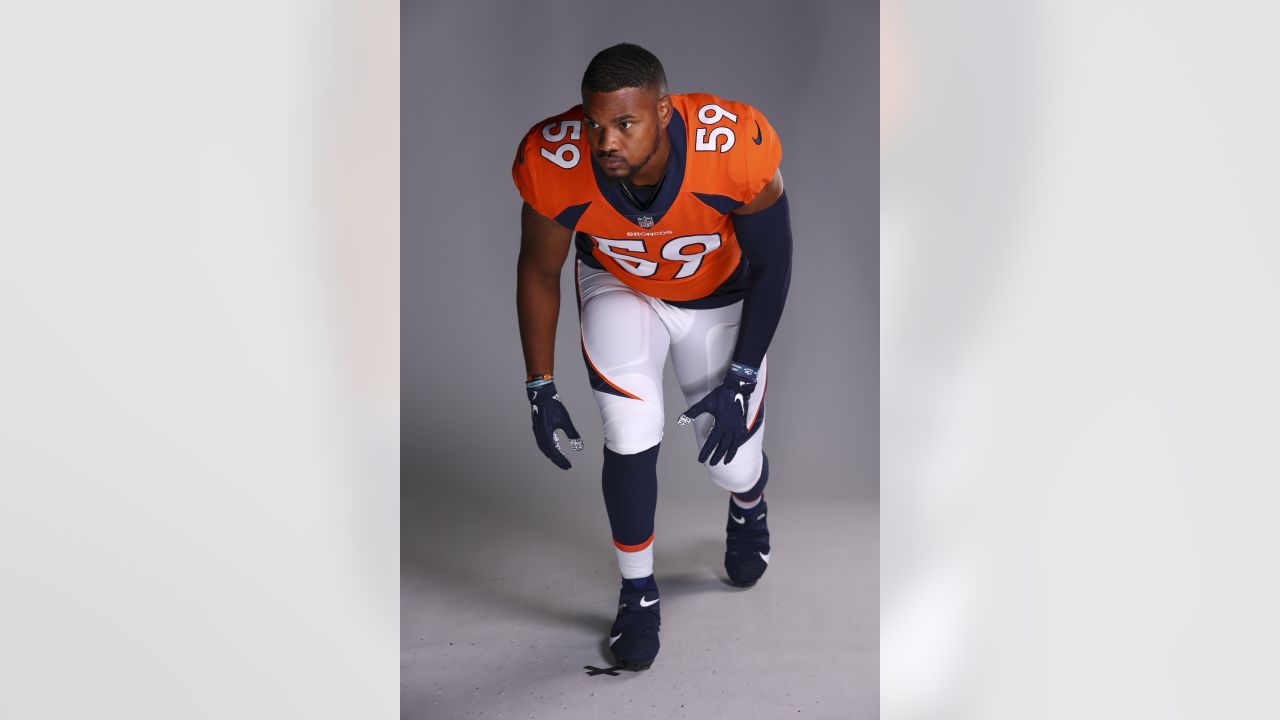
xmin=609 ymin=633 xmax=622 ymax=646
xmin=758 ymin=551 xmax=770 ymax=564
xmin=639 ymin=596 xmax=659 ymax=607
xmin=729 ymin=512 xmax=745 ymax=524
xmin=757 ymin=513 xmax=765 ymax=521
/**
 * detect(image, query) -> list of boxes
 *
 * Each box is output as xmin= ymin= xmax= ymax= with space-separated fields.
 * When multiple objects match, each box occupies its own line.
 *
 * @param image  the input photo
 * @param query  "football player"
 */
xmin=513 ymin=43 xmax=792 ymax=671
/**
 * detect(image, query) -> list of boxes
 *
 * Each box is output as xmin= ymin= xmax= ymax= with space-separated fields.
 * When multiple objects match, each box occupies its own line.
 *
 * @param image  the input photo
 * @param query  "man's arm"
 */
xmin=516 ymin=201 xmax=574 ymax=377
xmin=517 ymin=202 xmax=583 ymax=469
xmin=729 ymin=169 xmax=791 ymax=370
xmin=677 ymin=170 xmax=791 ymax=465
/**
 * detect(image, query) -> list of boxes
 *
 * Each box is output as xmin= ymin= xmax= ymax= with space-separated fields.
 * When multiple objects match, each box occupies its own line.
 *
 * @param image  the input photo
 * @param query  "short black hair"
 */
xmin=581 ymin=43 xmax=668 ymax=96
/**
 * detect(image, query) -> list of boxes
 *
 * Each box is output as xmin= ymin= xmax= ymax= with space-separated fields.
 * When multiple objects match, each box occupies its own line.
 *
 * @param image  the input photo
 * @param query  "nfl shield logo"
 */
xmin=637 ymin=215 xmax=654 ymax=228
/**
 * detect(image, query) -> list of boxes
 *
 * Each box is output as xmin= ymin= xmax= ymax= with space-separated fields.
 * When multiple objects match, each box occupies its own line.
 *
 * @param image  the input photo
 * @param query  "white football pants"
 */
xmin=576 ymin=260 xmax=768 ymax=493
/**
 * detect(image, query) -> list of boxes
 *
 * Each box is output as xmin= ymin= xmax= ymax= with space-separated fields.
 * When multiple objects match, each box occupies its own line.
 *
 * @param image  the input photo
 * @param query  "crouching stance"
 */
xmin=514 ymin=44 xmax=792 ymax=670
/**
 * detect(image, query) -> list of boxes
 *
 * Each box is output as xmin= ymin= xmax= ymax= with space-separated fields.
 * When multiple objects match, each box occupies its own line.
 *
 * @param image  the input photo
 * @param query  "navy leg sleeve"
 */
xmin=601 ymin=444 xmax=660 ymax=546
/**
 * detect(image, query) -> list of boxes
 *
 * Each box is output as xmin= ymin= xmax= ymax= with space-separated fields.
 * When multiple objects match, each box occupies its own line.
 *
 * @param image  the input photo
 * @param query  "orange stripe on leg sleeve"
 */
xmin=613 ymin=534 xmax=654 ymax=553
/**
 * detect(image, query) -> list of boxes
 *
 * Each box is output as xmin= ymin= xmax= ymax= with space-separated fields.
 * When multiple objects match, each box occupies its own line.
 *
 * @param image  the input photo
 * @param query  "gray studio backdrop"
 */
xmin=404 ymin=0 xmax=877 ymax=502
xmin=403 ymin=1 xmax=877 ymax=715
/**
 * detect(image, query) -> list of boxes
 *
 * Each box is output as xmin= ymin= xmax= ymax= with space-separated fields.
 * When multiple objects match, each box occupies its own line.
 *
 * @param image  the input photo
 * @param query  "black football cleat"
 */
xmin=725 ymin=497 xmax=770 ymax=587
xmin=609 ymin=575 xmax=660 ymax=670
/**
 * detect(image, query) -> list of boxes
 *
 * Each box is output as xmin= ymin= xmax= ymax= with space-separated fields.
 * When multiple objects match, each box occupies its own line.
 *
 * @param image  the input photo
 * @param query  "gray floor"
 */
xmin=402 ymin=468 xmax=878 ymax=719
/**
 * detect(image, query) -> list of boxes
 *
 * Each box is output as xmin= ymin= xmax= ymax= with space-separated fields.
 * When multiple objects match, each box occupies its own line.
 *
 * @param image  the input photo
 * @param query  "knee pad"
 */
xmin=600 ymin=402 xmax=664 ymax=455
xmin=705 ymin=444 xmax=765 ymax=494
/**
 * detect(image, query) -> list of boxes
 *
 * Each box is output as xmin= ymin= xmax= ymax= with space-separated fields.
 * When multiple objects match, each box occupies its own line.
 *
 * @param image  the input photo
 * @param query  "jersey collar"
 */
xmin=590 ymin=107 xmax=687 ymax=228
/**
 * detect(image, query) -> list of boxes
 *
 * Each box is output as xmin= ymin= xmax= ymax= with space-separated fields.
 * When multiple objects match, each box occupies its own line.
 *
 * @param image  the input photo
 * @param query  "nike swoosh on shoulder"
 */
xmin=752 ymin=120 xmax=762 ymax=145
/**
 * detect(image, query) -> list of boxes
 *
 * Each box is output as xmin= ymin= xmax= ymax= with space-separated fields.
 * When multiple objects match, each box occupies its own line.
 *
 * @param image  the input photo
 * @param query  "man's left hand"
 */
xmin=677 ymin=366 xmax=758 ymax=465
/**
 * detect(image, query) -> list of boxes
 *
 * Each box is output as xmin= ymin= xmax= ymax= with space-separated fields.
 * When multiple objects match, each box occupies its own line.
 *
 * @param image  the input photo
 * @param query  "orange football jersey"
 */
xmin=512 ymin=93 xmax=782 ymax=302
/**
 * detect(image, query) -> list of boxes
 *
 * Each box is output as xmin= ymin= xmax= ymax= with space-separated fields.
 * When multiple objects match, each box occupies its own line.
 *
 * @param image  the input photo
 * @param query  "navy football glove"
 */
xmin=677 ymin=364 xmax=758 ymax=466
xmin=527 ymin=379 xmax=583 ymax=470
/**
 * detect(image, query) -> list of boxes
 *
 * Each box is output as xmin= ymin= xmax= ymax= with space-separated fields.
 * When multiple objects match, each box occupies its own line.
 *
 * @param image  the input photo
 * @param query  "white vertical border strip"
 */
xmin=0 ymin=1 xmax=399 ymax=717
xmin=883 ymin=1 xmax=1280 ymax=717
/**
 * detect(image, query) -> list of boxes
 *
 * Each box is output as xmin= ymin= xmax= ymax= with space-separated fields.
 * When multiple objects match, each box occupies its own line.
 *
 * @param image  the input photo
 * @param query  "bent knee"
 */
xmin=704 ymin=451 xmax=763 ymax=494
xmin=602 ymin=409 xmax=665 ymax=455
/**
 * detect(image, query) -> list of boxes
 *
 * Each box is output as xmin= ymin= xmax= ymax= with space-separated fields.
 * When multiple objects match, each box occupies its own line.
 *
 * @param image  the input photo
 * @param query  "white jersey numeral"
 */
xmin=661 ymin=233 xmax=721 ymax=279
xmin=694 ymin=104 xmax=738 ymax=154
xmin=539 ymin=120 xmax=582 ymax=169
xmin=591 ymin=233 xmax=722 ymax=280
xmin=594 ymin=236 xmax=658 ymax=276
xmin=695 ymin=127 xmax=735 ymax=153
xmin=697 ymin=104 xmax=739 ymax=125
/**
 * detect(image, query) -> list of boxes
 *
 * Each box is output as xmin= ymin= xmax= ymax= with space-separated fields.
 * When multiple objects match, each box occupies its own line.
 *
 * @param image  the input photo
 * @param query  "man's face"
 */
xmin=582 ymin=86 xmax=671 ymax=182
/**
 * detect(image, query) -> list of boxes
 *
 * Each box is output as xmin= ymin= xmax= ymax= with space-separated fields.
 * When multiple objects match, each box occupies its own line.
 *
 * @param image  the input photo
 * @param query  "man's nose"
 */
xmin=598 ymin=128 xmax=621 ymax=152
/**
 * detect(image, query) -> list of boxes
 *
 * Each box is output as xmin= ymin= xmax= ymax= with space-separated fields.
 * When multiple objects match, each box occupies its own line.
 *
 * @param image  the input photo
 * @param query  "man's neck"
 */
xmin=620 ymin=164 xmax=667 ymax=211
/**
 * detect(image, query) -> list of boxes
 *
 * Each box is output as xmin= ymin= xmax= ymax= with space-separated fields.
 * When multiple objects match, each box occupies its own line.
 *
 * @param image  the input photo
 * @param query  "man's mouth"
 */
xmin=598 ymin=155 xmax=625 ymax=169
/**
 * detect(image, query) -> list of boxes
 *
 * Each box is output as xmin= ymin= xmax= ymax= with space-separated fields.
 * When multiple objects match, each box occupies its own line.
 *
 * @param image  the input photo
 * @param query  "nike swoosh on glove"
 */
xmin=528 ymin=381 xmax=584 ymax=470
xmin=677 ymin=368 xmax=757 ymax=465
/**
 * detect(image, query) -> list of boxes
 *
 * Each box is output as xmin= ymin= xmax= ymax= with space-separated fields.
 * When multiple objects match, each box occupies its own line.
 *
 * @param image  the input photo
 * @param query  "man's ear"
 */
xmin=657 ymin=95 xmax=673 ymax=129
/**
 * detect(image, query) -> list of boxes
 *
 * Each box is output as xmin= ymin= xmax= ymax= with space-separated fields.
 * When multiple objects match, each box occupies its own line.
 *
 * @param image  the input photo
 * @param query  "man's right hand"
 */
xmin=527 ymin=380 xmax=583 ymax=470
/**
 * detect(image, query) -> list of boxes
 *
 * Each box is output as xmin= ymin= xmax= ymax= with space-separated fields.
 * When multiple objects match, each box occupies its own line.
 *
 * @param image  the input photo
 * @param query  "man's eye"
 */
xmin=620 ymin=122 xmax=633 ymax=129
xmin=587 ymin=121 xmax=599 ymax=129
